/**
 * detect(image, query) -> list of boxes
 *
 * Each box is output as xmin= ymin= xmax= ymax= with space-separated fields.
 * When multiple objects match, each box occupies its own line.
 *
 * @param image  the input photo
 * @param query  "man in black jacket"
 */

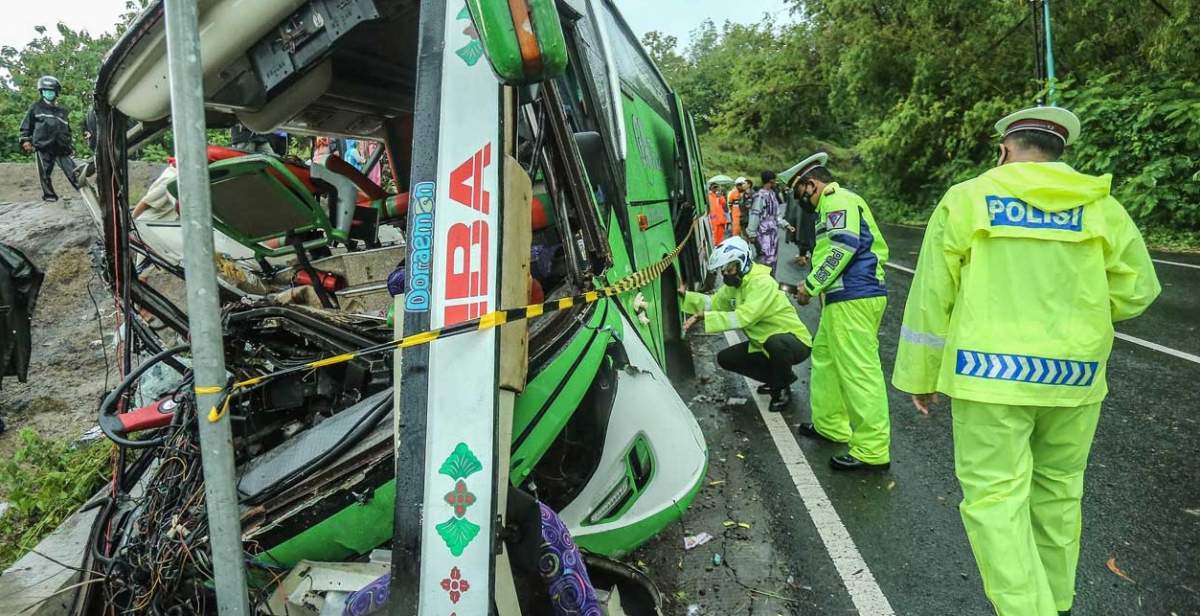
xmin=19 ymin=76 xmax=78 ymax=202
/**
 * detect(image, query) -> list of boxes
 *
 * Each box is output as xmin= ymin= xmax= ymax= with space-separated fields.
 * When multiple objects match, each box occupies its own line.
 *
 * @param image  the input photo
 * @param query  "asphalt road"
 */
xmin=641 ymin=223 xmax=1199 ymax=615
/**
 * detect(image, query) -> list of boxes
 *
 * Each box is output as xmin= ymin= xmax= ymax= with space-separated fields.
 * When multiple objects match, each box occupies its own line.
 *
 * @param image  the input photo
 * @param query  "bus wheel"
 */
xmin=661 ymin=275 xmax=694 ymax=381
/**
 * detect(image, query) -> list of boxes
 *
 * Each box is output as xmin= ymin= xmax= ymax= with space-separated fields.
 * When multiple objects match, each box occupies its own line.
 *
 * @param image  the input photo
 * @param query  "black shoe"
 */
xmin=829 ymin=454 xmax=890 ymax=471
xmin=767 ymin=387 xmax=791 ymax=412
xmin=796 ymin=422 xmax=843 ymax=444
xmin=43 ymin=195 xmax=58 ymax=202
xmin=756 ymin=383 xmax=772 ymax=395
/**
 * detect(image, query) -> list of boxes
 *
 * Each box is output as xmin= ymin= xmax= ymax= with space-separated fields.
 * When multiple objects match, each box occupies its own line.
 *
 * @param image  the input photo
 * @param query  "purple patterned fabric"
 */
xmin=342 ymin=572 xmax=390 ymax=616
xmin=754 ymin=188 xmax=782 ymax=266
xmin=386 ymin=266 xmax=405 ymax=296
xmin=339 ymin=503 xmax=600 ymax=615
xmin=539 ymin=502 xmax=602 ymax=616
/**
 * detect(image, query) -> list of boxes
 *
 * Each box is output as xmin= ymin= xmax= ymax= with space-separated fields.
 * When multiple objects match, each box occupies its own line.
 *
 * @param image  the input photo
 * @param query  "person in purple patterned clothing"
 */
xmin=538 ymin=501 xmax=602 ymax=615
xmin=747 ymin=170 xmax=795 ymax=277
xmin=339 ymin=500 xmax=599 ymax=615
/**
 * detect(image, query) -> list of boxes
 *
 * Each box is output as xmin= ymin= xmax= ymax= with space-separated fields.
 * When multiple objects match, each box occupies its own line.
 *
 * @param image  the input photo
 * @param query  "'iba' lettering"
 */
xmin=443 ymin=144 xmax=494 ymax=324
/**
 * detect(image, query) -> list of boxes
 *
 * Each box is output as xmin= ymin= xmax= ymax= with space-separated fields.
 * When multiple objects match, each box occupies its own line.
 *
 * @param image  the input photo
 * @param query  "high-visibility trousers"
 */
xmin=952 ymin=398 xmax=1101 ymax=615
xmin=809 ymin=295 xmax=890 ymax=464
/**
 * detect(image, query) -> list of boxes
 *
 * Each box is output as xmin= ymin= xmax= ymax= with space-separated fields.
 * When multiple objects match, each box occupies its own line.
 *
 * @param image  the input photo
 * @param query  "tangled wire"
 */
xmin=98 ymin=394 xmax=214 ymax=614
xmin=94 ymin=389 xmax=290 ymax=615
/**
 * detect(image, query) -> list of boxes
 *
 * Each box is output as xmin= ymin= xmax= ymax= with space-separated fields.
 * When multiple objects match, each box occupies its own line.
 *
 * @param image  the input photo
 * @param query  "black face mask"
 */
xmin=722 ymin=272 xmax=743 ymax=287
xmin=797 ymin=183 xmax=817 ymax=211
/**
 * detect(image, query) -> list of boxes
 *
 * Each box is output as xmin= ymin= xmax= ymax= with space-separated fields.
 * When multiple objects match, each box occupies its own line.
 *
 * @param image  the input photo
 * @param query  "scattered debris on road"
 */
xmin=683 ymin=533 xmax=714 ymax=551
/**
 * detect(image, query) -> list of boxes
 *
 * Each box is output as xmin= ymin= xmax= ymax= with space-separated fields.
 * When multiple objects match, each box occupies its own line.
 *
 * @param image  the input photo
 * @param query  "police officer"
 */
xmin=892 ymin=106 xmax=1160 ymax=616
xmin=791 ymin=153 xmax=892 ymax=471
xmin=19 ymin=76 xmax=77 ymax=202
xmin=680 ymin=237 xmax=812 ymax=411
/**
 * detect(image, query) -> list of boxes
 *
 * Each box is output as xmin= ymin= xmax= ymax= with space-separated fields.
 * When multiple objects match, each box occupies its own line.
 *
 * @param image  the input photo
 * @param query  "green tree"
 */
xmin=664 ymin=0 xmax=1200 ymax=236
xmin=0 ymin=1 xmax=149 ymax=161
xmin=0 ymin=24 xmax=114 ymax=160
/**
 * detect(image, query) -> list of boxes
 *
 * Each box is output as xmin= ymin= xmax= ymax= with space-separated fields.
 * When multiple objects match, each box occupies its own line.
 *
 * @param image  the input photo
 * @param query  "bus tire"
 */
xmin=661 ymin=274 xmax=694 ymax=381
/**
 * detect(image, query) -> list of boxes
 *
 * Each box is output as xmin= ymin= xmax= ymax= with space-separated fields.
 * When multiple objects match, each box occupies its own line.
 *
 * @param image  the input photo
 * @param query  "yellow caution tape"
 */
xmin=200 ymin=217 xmax=702 ymax=422
xmin=207 ymin=394 xmax=232 ymax=423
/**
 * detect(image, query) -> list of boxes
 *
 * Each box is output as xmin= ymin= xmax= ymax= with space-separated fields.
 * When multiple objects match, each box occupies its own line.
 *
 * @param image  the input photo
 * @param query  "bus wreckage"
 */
xmin=66 ymin=0 xmax=715 ymax=612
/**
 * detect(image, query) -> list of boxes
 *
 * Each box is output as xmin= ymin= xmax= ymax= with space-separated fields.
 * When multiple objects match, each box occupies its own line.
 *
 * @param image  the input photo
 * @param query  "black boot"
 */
xmin=829 ymin=454 xmax=890 ymax=471
xmin=796 ymin=422 xmax=843 ymax=444
xmin=767 ymin=387 xmax=791 ymax=412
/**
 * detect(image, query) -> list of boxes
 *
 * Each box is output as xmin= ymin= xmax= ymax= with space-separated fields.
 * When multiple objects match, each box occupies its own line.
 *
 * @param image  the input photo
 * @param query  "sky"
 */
xmin=0 ymin=1 xmax=129 ymax=50
xmin=612 ymin=0 xmax=796 ymax=47
xmin=0 ymin=1 xmax=795 ymax=51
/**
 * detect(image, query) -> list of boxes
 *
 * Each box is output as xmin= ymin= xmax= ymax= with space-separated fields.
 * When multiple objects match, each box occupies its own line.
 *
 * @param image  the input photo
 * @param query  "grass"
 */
xmin=0 ymin=429 xmax=112 ymax=570
xmin=1141 ymin=227 xmax=1200 ymax=254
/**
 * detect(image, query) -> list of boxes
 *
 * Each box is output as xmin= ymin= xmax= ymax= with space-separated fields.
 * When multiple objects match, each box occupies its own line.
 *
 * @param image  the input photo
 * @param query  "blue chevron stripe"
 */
xmin=955 ymin=350 xmax=1099 ymax=387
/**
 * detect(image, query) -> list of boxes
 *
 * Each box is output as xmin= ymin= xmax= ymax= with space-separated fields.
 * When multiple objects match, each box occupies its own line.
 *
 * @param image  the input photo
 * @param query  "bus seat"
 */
xmin=532 ymin=195 xmax=549 ymax=231
xmin=311 ymin=162 xmax=359 ymax=244
xmin=168 ymin=154 xmax=336 ymax=259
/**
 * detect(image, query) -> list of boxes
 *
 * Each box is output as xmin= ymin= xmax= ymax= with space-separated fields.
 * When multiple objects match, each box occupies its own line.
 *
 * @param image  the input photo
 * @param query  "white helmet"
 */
xmin=734 ymin=176 xmax=748 ymax=186
xmin=707 ymin=236 xmax=753 ymax=274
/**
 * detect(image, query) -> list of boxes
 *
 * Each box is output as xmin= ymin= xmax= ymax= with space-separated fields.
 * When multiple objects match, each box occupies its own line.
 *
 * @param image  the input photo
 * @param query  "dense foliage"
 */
xmin=647 ymin=0 xmax=1200 ymax=238
xmin=0 ymin=429 xmax=113 ymax=569
xmin=0 ymin=2 xmax=149 ymax=161
xmin=0 ymin=1 xmax=1193 ymax=238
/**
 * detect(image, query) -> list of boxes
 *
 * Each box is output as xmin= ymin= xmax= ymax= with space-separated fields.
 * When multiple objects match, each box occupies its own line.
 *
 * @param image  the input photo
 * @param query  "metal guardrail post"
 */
xmin=162 ymin=0 xmax=251 ymax=613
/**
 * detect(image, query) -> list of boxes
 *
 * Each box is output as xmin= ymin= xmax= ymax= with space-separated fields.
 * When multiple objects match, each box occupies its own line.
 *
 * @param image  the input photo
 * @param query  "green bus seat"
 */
xmin=169 ymin=154 xmax=345 ymax=259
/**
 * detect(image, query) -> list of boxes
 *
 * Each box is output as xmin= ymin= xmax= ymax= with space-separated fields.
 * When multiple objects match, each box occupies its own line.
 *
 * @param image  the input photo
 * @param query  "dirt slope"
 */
xmin=0 ymin=161 xmax=163 ymax=454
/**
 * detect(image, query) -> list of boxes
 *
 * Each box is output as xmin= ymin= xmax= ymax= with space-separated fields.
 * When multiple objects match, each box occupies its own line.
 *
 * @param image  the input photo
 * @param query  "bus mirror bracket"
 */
xmin=465 ymin=0 xmax=569 ymax=84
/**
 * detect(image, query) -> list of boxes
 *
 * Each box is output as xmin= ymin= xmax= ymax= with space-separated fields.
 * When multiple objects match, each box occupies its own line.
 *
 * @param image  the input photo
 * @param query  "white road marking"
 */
xmin=1114 ymin=332 xmax=1200 ymax=365
xmin=885 ymin=261 xmax=1200 ymax=366
xmin=1153 ymin=258 xmax=1200 ymax=270
xmin=723 ymin=330 xmax=896 ymax=616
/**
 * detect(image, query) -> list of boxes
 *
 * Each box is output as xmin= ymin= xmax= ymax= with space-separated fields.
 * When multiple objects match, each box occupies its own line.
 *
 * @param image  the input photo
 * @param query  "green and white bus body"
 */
xmin=84 ymin=1 xmax=712 ymax=606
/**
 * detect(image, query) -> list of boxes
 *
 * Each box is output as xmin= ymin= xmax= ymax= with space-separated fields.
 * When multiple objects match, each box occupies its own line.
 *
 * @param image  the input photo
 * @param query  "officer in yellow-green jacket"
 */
xmin=680 ymin=236 xmax=813 ymax=412
xmin=790 ymin=153 xmax=892 ymax=472
xmin=893 ymin=106 xmax=1161 ymax=616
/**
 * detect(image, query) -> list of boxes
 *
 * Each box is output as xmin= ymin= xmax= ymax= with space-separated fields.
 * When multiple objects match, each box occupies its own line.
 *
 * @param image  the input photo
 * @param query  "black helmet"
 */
xmin=37 ymin=75 xmax=61 ymax=93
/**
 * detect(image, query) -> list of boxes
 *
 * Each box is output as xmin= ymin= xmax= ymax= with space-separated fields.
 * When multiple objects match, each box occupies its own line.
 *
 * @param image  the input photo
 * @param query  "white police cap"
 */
xmin=781 ymin=152 xmax=829 ymax=189
xmin=995 ymin=106 xmax=1080 ymax=146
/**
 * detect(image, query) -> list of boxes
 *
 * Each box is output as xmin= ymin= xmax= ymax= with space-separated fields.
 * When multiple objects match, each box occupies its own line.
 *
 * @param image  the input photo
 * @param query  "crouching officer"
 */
xmin=893 ymin=106 xmax=1160 ymax=616
xmin=680 ymin=237 xmax=812 ymax=411
xmin=791 ymin=152 xmax=892 ymax=471
xmin=19 ymin=76 xmax=78 ymax=202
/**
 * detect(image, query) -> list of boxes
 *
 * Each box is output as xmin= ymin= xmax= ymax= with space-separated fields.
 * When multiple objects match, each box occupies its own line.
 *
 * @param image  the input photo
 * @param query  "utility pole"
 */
xmin=162 ymin=0 xmax=250 ymax=614
xmin=1042 ymin=0 xmax=1057 ymax=105
xmin=1030 ymin=0 xmax=1057 ymax=105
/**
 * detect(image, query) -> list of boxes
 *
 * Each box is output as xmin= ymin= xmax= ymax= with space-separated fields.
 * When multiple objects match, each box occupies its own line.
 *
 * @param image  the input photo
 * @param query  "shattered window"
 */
xmin=573 ymin=1 xmax=619 ymax=154
xmin=596 ymin=0 xmax=673 ymax=119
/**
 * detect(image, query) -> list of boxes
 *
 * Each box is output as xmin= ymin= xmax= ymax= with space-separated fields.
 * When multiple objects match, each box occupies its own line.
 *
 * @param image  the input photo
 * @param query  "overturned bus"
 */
xmin=72 ymin=0 xmax=714 ymax=612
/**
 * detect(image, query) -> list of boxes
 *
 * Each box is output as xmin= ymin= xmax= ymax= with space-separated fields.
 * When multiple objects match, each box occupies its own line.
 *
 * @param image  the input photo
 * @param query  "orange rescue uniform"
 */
xmin=707 ymin=190 xmax=729 ymax=244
